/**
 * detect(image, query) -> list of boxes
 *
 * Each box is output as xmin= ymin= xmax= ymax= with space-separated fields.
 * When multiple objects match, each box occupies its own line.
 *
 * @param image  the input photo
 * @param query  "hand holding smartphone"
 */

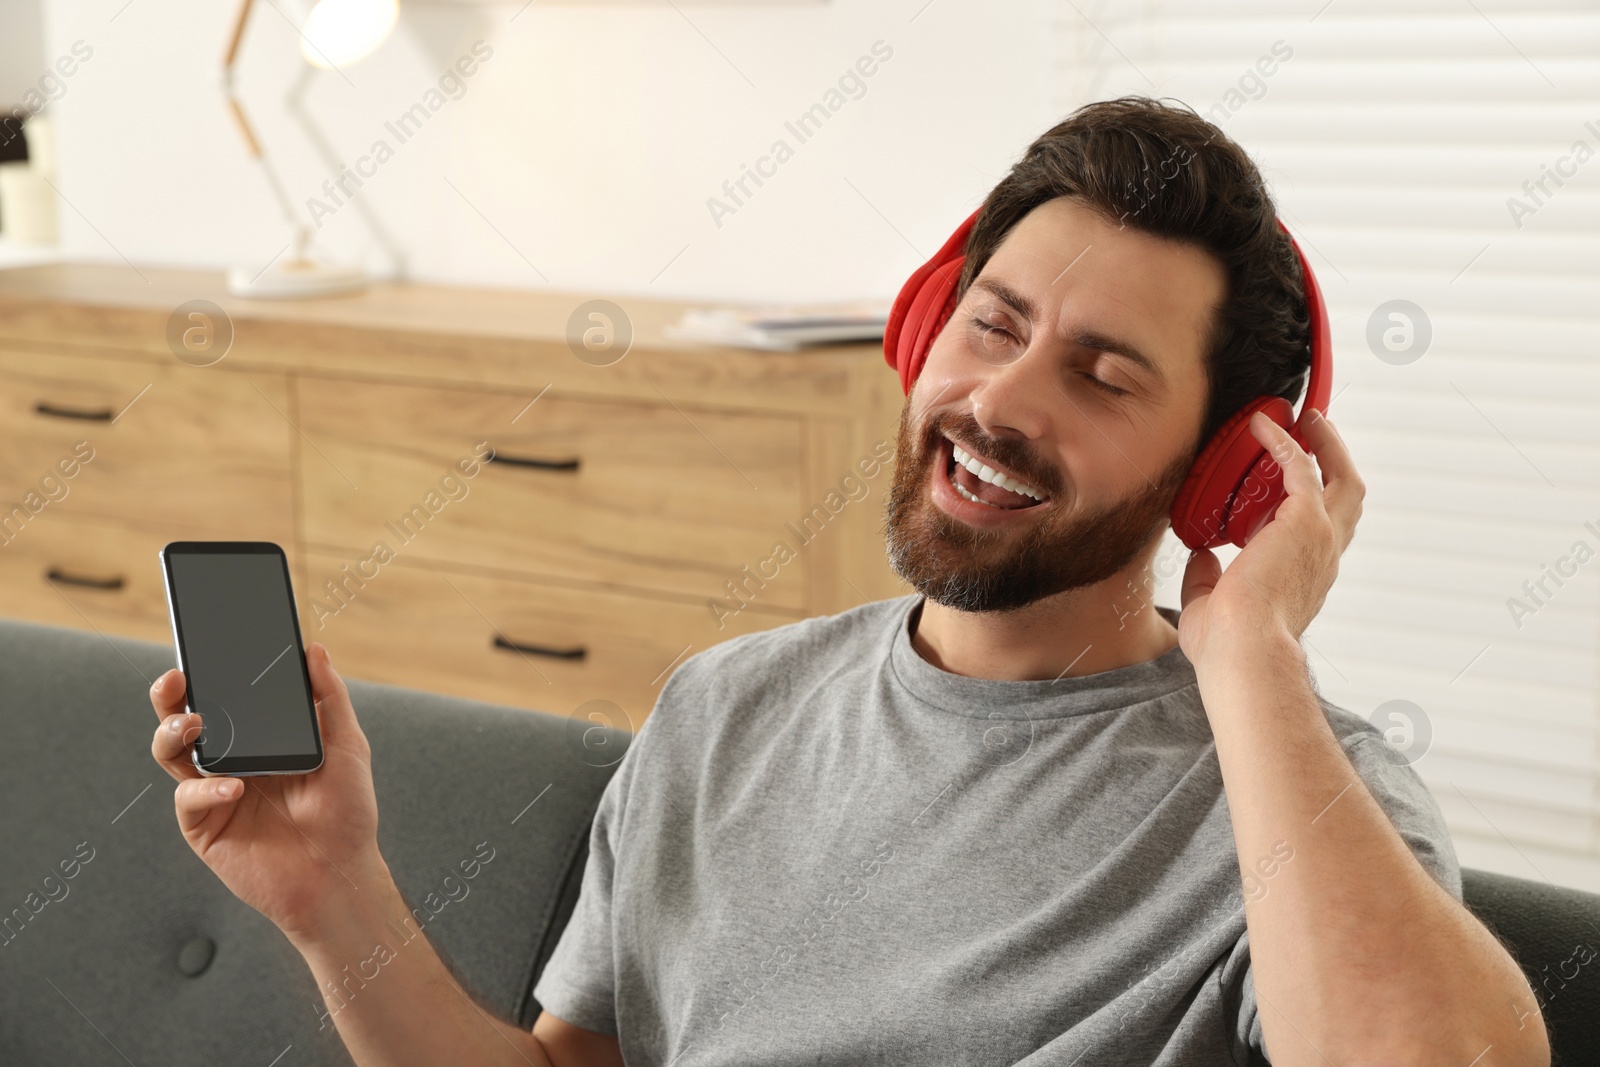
xmin=159 ymin=541 xmax=323 ymax=776
xmin=150 ymin=542 xmax=387 ymax=945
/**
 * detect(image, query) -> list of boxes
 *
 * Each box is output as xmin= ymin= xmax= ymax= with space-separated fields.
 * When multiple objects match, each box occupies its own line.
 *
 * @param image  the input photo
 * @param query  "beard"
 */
xmin=882 ymin=398 xmax=1193 ymax=615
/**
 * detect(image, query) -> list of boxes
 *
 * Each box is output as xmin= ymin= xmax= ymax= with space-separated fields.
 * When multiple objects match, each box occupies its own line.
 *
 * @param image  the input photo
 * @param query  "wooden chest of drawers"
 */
xmin=0 ymin=264 xmax=909 ymax=730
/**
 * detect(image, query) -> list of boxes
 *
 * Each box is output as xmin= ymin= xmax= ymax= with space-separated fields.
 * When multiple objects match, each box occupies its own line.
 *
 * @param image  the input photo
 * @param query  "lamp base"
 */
xmin=227 ymin=257 xmax=367 ymax=299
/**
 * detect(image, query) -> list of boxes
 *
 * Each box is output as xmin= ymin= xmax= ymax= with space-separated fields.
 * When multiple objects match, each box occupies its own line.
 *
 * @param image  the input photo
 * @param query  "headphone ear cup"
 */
xmin=888 ymin=258 xmax=964 ymax=394
xmin=1169 ymin=395 xmax=1294 ymax=549
xmin=1224 ymin=450 xmax=1288 ymax=547
xmin=903 ymin=259 xmax=963 ymax=392
xmin=884 ymin=209 xmax=980 ymax=395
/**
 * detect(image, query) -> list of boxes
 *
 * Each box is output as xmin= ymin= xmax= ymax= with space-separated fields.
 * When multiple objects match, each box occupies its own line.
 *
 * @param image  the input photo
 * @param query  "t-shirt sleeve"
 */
xmin=529 ymin=720 xmax=643 ymax=1035
xmin=1231 ymin=719 xmax=1463 ymax=1063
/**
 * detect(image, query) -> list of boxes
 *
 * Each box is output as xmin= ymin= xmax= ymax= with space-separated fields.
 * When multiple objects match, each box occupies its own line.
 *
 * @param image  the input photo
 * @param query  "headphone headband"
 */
xmin=1279 ymin=221 xmax=1331 ymax=422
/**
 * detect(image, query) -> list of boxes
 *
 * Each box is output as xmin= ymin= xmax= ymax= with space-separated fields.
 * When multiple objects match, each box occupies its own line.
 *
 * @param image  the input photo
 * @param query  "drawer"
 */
xmin=297 ymin=377 xmax=808 ymax=609
xmin=0 ymin=517 xmax=303 ymax=649
xmin=299 ymin=550 xmax=791 ymax=727
xmin=0 ymin=348 xmax=295 ymax=542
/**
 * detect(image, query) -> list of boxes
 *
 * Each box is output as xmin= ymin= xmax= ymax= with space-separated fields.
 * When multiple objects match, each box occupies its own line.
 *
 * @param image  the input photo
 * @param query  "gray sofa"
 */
xmin=2 ymin=616 xmax=1598 ymax=1065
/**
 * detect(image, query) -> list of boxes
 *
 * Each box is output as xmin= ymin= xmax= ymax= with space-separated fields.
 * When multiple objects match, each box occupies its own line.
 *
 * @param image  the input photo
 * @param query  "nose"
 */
xmin=967 ymin=342 xmax=1054 ymax=446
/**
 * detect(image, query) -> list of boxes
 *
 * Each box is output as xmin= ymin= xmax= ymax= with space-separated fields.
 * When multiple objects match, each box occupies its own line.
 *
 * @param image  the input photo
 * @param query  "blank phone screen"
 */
xmin=166 ymin=549 xmax=319 ymax=766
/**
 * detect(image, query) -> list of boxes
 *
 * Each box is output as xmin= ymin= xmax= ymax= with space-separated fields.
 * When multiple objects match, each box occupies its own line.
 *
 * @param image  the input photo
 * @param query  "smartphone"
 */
xmin=159 ymin=541 xmax=324 ymax=776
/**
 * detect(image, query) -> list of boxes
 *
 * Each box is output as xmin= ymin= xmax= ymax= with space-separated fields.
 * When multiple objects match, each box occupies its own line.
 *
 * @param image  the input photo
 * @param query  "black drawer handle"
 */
xmin=493 ymin=634 xmax=587 ymax=661
xmin=35 ymin=401 xmax=114 ymax=421
xmin=486 ymin=452 xmax=580 ymax=472
xmin=46 ymin=567 xmax=126 ymax=591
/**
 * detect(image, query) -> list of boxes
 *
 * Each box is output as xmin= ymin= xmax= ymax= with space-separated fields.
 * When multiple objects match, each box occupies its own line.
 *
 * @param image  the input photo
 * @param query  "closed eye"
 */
xmin=1081 ymin=372 xmax=1128 ymax=397
xmin=970 ymin=314 xmax=1129 ymax=396
xmin=970 ymin=315 xmax=1017 ymax=348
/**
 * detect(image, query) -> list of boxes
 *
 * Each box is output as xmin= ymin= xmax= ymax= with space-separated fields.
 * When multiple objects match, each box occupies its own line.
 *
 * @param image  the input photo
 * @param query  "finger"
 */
xmin=1249 ymin=411 xmax=1322 ymax=503
xmin=174 ymin=775 xmax=242 ymax=838
xmin=304 ymin=643 xmax=361 ymax=749
xmin=1180 ymin=548 xmax=1222 ymax=612
xmin=1298 ymin=409 xmax=1364 ymax=533
xmin=151 ymin=712 xmax=206 ymax=783
xmin=150 ymin=668 xmax=189 ymax=723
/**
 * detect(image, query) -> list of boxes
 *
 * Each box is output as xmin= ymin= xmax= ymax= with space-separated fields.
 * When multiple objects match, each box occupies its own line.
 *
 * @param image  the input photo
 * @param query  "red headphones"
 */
xmin=883 ymin=207 xmax=1332 ymax=550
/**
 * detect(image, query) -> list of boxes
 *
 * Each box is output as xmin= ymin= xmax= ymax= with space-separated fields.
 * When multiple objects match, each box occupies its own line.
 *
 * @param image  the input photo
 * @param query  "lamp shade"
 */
xmin=299 ymin=0 xmax=398 ymax=69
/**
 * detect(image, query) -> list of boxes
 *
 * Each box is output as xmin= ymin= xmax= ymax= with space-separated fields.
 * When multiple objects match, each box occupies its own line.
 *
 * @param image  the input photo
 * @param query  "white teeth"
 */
xmin=950 ymin=442 xmax=1044 ymax=501
xmin=954 ymin=481 xmax=988 ymax=505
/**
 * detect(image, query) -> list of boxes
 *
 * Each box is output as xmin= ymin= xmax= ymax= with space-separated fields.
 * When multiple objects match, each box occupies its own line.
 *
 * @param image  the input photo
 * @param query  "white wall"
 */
xmin=39 ymin=0 xmax=1058 ymax=304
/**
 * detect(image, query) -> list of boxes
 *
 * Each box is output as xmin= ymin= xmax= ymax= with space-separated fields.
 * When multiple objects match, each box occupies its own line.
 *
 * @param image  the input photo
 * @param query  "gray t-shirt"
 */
xmin=533 ymin=594 xmax=1460 ymax=1065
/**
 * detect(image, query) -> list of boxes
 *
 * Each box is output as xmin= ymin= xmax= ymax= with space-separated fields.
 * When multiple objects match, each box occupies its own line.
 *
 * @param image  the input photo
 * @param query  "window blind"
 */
xmin=1052 ymin=0 xmax=1600 ymax=891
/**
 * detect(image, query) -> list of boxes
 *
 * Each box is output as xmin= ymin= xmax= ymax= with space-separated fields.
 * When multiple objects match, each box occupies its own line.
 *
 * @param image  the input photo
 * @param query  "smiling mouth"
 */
xmin=941 ymin=435 xmax=1049 ymax=510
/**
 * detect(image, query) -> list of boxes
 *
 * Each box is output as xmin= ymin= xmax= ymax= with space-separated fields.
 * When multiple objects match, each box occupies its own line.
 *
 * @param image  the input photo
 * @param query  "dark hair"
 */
xmin=956 ymin=96 xmax=1310 ymax=453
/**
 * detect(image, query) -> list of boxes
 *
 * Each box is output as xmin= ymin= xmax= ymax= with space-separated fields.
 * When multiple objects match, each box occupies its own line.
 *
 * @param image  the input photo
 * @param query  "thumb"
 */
xmin=304 ymin=642 xmax=360 ymax=748
xmin=1180 ymin=548 xmax=1222 ymax=612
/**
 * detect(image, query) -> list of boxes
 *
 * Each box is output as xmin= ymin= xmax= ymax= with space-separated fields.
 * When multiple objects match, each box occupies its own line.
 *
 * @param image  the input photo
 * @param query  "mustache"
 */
xmin=923 ymin=410 xmax=1062 ymax=497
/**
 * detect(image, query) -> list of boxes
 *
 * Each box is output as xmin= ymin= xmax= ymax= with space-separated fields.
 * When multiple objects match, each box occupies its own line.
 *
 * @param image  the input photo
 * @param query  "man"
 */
xmin=150 ymin=98 xmax=1549 ymax=1065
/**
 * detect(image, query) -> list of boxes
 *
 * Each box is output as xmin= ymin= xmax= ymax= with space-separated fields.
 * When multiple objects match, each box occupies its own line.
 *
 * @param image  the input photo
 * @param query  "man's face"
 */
xmin=884 ymin=196 xmax=1222 ymax=614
